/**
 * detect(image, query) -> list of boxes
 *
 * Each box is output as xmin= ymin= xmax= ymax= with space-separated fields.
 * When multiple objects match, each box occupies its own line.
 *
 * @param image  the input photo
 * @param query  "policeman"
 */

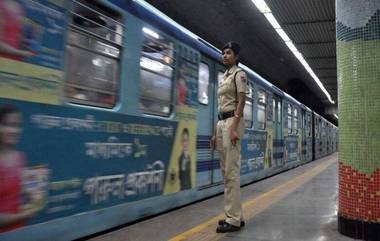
xmin=211 ymin=41 xmax=247 ymax=233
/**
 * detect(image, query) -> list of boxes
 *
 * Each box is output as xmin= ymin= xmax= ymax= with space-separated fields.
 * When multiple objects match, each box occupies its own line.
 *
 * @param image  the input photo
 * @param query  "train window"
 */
xmin=65 ymin=0 xmax=123 ymax=108
xmin=287 ymin=104 xmax=292 ymax=133
xmin=258 ymin=90 xmax=266 ymax=104
xmin=198 ymin=62 xmax=210 ymax=105
xmin=293 ymin=108 xmax=298 ymax=134
xmin=139 ymin=27 xmax=175 ymax=116
xmin=244 ymin=83 xmax=253 ymax=128
xmin=244 ymin=102 xmax=253 ymax=128
xmin=257 ymin=90 xmax=266 ymax=130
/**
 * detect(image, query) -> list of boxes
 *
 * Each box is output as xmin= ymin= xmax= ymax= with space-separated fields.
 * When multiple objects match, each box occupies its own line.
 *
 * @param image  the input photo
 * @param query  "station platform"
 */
xmin=82 ymin=153 xmax=354 ymax=241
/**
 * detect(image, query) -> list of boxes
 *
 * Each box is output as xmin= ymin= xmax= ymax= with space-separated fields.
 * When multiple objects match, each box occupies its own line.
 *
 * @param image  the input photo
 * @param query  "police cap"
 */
xmin=222 ymin=41 xmax=240 ymax=55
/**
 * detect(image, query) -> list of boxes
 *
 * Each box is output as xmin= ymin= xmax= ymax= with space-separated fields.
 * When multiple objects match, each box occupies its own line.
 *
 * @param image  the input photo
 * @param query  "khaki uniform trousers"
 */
xmin=216 ymin=116 xmax=244 ymax=227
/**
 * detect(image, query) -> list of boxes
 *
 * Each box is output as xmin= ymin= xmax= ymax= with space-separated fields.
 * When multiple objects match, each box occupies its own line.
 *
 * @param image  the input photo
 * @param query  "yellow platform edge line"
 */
xmin=169 ymin=156 xmax=337 ymax=241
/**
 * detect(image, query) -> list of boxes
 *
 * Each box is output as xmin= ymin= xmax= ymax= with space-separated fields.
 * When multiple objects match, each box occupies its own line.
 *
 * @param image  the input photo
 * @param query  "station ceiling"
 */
xmin=145 ymin=0 xmax=338 ymax=125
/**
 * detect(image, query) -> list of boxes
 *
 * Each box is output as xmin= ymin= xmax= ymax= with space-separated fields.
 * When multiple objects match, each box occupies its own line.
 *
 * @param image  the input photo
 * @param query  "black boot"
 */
xmin=216 ymin=221 xmax=240 ymax=233
xmin=218 ymin=219 xmax=245 ymax=227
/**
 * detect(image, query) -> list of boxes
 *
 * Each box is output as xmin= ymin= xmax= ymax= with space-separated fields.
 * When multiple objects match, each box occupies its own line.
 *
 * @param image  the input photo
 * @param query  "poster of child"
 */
xmin=178 ymin=128 xmax=191 ymax=190
xmin=0 ymin=0 xmax=39 ymax=61
xmin=0 ymin=105 xmax=47 ymax=233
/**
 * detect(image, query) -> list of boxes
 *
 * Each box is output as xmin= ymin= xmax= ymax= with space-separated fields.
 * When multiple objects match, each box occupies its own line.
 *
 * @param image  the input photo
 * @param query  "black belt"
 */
xmin=218 ymin=111 xmax=235 ymax=121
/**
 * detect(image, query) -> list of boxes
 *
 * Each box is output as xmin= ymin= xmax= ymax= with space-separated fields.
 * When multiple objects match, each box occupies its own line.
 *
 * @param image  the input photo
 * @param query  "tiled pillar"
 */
xmin=336 ymin=0 xmax=380 ymax=240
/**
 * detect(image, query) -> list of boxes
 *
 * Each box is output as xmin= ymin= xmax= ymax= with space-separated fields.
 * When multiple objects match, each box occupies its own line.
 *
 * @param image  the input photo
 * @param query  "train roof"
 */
xmin=128 ymin=1 xmax=285 ymax=90
xmin=113 ymin=0 xmax=333 ymax=126
xmin=313 ymin=111 xmax=337 ymax=128
xmin=130 ymin=1 xmax=320 ymax=106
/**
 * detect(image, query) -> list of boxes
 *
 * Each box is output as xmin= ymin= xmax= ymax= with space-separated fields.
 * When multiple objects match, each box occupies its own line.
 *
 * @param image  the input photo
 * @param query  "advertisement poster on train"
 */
xmin=0 ymin=99 xmax=179 ymax=233
xmin=164 ymin=105 xmax=197 ymax=194
xmin=241 ymin=130 xmax=266 ymax=174
xmin=298 ymin=126 xmax=302 ymax=161
xmin=265 ymin=122 xmax=273 ymax=169
xmin=284 ymin=137 xmax=298 ymax=163
xmin=177 ymin=60 xmax=199 ymax=107
xmin=264 ymin=96 xmax=273 ymax=169
xmin=0 ymin=0 xmax=66 ymax=105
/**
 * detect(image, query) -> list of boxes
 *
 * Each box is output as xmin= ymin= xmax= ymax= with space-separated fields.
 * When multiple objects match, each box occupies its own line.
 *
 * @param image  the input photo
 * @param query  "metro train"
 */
xmin=0 ymin=0 xmax=338 ymax=240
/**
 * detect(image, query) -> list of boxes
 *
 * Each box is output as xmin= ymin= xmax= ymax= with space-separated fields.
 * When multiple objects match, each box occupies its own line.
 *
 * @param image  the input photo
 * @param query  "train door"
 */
xmin=273 ymin=95 xmax=283 ymax=167
xmin=211 ymin=63 xmax=226 ymax=184
xmin=196 ymin=56 xmax=216 ymax=187
xmin=301 ymin=109 xmax=307 ymax=162
xmin=196 ymin=56 xmax=224 ymax=187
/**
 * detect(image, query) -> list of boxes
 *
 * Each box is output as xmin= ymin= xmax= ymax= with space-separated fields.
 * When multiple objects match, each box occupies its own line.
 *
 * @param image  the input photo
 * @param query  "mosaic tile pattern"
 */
xmin=339 ymin=162 xmax=380 ymax=220
xmin=337 ymin=40 xmax=380 ymax=175
xmin=337 ymin=0 xmax=380 ymax=222
xmin=337 ymin=0 xmax=380 ymax=29
xmin=337 ymin=10 xmax=380 ymax=41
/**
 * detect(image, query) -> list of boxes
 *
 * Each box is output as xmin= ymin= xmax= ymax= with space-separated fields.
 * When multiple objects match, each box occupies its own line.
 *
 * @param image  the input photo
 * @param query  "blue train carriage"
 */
xmin=332 ymin=125 xmax=339 ymax=153
xmin=322 ymin=116 xmax=335 ymax=156
xmin=237 ymin=66 xmax=284 ymax=180
xmin=195 ymin=48 xmax=299 ymax=187
xmin=332 ymin=124 xmax=339 ymax=153
xmin=313 ymin=112 xmax=323 ymax=160
xmin=0 ymin=0 xmax=283 ymax=239
xmin=281 ymin=94 xmax=303 ymax=165
xmin=328 ymin=122 xmax=338 ymax=154
xmin=195 ymin=44 xmax=289 ymax=186
xmin=235 ymin=66 xmax=312 ymax=180
xmin=321 ymin=118 xmax=329 ymax=157
xmin=300 ymin=105 xmax=313 ymax=163
xmin=327 ymin=122 xmax=333 ymax=155
xmin=283 ymin=99 xmax=313 ymax=165
xmin=0 ymin=0 xmax=335 ymax=240
xmin=0 ymin=0 xmax=208 ymax=240
xmin=312 ymin=111 xmax=336 ymax=159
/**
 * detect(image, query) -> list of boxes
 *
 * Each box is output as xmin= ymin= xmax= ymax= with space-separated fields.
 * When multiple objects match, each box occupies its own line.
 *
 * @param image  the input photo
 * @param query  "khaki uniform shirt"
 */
xmin=218 ymin=65 xmax=248 ymax=113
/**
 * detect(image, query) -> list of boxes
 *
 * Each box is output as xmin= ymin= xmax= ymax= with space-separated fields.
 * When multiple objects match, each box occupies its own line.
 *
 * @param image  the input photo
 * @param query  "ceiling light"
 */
xmin=293 ymin=51 xmax=304 ymax=61
xmin=251 ymin=0 xmax=335 ymax=104
xmin=275 ymin=28 xmax=291 ymax=41
xmin=264 ymin=13 xmax=281 ymax=29
xmin=285 ymin=41 xmax=297 ymax=52
xmin=251 ymin=0 xmax=271 ymax=13
xmin=299 ymin=59 xmax=309 ymax=67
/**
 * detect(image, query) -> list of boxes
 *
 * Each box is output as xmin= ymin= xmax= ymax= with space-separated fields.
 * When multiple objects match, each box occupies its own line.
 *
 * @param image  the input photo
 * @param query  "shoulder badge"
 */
xmin=240 ymin=74 xmax=246 ymax=83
